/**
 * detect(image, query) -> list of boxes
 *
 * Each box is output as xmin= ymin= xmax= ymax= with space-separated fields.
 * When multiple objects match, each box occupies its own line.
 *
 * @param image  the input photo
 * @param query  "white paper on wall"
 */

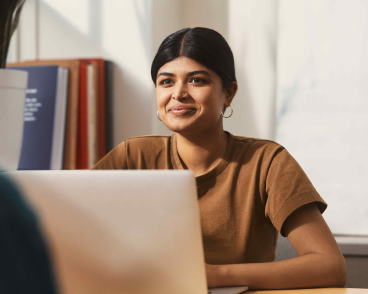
xmin=277 ymin=0 xmax=368 ymax=235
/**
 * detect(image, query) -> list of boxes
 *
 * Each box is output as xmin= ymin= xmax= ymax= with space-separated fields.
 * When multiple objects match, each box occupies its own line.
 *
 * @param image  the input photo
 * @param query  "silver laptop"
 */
xmin=7 ymin=171 xmax=248 ymax=294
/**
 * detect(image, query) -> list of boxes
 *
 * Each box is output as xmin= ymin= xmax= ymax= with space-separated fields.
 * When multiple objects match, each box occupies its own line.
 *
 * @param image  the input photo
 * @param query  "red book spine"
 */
xmin=96 ymin=60 xmax=106 ymax=161
xmin=77 ymin=63 xmax=89 ymax=169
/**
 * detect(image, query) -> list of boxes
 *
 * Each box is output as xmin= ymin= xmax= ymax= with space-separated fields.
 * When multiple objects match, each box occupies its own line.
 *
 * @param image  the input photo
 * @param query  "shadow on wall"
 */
xmin=225 ymin=38 xmax=259 ymax=138
xmin=112 ymin=63 xmax=153 ymax=144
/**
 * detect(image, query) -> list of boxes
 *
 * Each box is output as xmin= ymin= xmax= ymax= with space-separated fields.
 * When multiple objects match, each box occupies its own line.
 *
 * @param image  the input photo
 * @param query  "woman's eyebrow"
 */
xmin=157 ymin=72 xmax=174 ymax=78
xmin=157 ymin=70 xmax=212 ymax=78
xmin=187 ymin=70 xmax=211 ymax=77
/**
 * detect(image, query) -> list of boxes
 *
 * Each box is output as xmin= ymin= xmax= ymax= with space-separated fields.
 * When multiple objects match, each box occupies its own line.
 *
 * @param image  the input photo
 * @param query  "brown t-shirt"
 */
xmin=93 ymin=132 xmax=327 ymax=265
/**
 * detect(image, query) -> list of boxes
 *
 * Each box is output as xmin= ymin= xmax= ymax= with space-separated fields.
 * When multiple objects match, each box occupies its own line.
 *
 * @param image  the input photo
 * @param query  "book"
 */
xmin=77 ymin=62 xmax=88 ymax=169
xmin=6 ymin=65 xmax=59 ymax=170
xmin=79 ymin=58 xmax=106 ymax=161
xmin=87 ymin=62 xmax=98 ymax=168
xmin=105 ymin=60 xmax=114 ymax=153
xmin=50 ymin=68 xmax=69 ymax=170
xmin=7 ymin=58 xmax=108 ymax=169
xmin=7 ymin=59 xmax=81 ymax=169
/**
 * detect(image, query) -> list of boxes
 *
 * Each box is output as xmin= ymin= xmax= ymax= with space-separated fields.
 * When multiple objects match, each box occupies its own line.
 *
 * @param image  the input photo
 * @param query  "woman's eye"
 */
xmin=159 ymin=79 xmax=173 ymax=85
xmin=190 ymin=77 xmax=206 ymax=84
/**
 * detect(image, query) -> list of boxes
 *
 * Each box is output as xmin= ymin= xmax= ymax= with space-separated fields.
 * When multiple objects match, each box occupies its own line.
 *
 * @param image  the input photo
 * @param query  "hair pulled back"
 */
xmin=151 ymin=27 xmax=237 ymax=91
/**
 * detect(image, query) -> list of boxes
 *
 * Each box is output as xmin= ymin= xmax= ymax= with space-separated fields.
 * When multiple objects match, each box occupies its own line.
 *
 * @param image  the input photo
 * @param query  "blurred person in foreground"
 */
xmin=0 ymin=172 xmax=57 ymax=293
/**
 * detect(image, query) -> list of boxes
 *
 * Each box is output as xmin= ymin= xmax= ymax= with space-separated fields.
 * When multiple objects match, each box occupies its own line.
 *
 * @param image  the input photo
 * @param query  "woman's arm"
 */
xmin=206 ymin=203 xmax=347 ymax=289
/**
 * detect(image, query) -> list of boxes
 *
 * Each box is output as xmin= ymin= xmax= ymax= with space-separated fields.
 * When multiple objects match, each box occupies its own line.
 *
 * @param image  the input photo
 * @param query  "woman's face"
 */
xmin=156 ymin=56 xmax=231 ymax=135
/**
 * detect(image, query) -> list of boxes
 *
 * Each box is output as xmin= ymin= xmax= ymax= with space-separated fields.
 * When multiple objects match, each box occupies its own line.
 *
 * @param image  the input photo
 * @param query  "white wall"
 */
xmin=277 ymin=0 xmax=368 ymax=235
xmin=227 ymin=0 xmax=277 ymax=140
xmin=9 ymin=0 xmax=277 ymax=147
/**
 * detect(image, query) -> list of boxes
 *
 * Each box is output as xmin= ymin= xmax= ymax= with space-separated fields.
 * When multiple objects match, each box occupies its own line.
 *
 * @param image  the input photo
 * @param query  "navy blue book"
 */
xmin=7 ymin=66 xmax=59 ymax=170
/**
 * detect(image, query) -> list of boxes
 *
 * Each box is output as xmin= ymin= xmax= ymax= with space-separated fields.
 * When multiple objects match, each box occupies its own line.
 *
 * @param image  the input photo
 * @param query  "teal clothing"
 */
xmin=0 ymin=172 xmax=58 ymax=293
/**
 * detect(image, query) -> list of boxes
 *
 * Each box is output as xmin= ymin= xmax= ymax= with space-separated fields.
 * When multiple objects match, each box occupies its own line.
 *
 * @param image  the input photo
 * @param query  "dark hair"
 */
xmin=151 ymin=27 xmax=237 ymax=91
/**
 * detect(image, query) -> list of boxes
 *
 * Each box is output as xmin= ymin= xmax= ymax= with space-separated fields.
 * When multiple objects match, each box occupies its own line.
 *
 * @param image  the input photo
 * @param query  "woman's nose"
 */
xmin=171 ymin=83 xmax=188 ymax=100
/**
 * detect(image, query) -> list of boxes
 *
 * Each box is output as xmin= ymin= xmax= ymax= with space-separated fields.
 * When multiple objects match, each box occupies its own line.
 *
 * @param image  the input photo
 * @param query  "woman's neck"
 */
xmin=176 ymin=126 xmax=229 ymax=177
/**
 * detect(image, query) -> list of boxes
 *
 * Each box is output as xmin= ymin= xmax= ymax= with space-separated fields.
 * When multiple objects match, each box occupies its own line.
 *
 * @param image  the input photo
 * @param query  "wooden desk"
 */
xmin=248 ymin=288 xmax=368 ymax=294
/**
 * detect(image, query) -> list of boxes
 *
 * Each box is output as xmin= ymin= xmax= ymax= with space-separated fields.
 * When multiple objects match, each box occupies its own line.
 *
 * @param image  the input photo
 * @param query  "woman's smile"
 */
xmin=169 ymin=105 xmax=197 ymax=116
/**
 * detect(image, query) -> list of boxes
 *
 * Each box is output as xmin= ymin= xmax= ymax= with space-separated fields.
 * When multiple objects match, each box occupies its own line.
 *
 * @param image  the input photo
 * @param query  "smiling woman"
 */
xmin=155 ymin=57 xmax=235 ymax=142
xmin=93 ymin=27 xmax=346 ymax=290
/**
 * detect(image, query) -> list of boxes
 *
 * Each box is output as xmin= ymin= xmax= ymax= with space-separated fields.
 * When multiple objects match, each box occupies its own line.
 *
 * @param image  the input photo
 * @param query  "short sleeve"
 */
xmin=92 ymin=141 xmax=128 ymax=169
xmin=264 ymin=147 xmax=327 ymax=237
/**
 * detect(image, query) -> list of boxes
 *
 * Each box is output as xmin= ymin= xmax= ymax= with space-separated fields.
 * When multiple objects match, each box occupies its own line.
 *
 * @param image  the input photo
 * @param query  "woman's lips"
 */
xmin=169 ymin=106 xmax=196 ymax=116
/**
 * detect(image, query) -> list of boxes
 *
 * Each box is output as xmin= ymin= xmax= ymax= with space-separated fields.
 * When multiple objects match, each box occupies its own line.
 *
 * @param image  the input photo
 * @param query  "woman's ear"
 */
xmin=226 ymin=81 xmax=238 ymax=105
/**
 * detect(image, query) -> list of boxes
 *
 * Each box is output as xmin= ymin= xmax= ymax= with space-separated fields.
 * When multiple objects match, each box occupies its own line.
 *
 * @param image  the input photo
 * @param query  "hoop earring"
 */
xmin=221 ymin=105 xmax=233 ymax=118
xmin=157 ymin=110 xmax=162 ymax=121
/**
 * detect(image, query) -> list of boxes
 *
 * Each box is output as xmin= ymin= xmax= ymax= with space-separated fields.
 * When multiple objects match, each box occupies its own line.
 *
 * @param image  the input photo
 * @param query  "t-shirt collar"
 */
xmin=170 ymin=131 xmax=235 ymax=184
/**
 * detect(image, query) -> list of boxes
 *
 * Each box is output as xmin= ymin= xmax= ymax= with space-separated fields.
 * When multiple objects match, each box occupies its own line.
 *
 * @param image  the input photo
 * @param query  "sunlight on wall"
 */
xmin=101 ymin=0 xmax=154 ymax=146
xmin=227 ymin=0 xmax=277 ymax=140
xmin=41 ymin=0 xmax=90 ymax=35
xmin=39 ymin=0 xmax=101 ymax=58
xmin=136 ymin=0 xmax=149 ymax=21
xmin=102 ymin=0 xmax=152 ymax=87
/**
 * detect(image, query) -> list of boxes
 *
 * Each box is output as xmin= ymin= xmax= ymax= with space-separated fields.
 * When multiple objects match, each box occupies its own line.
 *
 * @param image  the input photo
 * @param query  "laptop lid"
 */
xmin=7 ymin=170 xmax=208 ymax=294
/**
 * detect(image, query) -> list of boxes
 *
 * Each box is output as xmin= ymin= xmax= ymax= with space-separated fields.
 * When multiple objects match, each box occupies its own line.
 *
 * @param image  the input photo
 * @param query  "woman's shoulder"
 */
xmin=93 ymin=135 xmax=172 ymax=169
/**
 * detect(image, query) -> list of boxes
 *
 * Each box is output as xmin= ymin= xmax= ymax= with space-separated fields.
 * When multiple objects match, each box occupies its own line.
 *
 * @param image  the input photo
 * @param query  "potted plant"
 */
xmin=0 ymin=0 xmax=28 ymax=170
